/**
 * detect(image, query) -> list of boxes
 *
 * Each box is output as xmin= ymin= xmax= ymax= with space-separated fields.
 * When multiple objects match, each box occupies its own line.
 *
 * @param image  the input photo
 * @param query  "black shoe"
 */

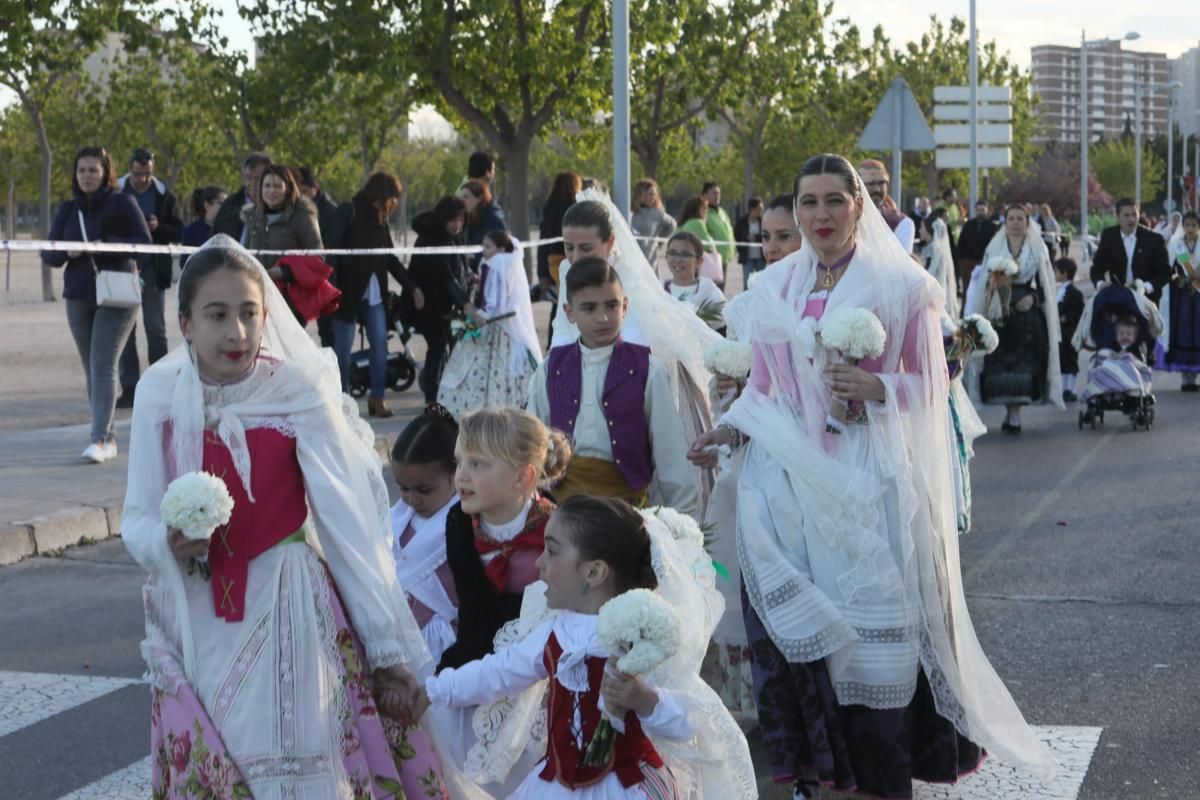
xmin=1000 ymin=421 xmax=1022 ymax=434
xmin=1182 ymin=383 xmax=1199 ymax=393
xmin=1063 ymin=390 xmax=1077 ymax=402
xmin=115 ymin=385 xmax=136 ymax=409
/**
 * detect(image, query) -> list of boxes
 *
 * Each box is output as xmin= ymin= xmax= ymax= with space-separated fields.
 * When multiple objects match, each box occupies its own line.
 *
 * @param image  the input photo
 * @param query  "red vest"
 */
xmin=203 ymin=428 xmax=308 ymax=621
xmin=539 ymin=633 xmax=663 ymax=789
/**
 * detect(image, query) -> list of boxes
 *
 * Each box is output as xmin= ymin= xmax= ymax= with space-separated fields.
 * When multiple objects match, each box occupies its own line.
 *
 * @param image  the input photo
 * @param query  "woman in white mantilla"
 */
xmin=964 ymin=203 xmax=1064 ymax=432
xmin=690 ymin=155 xmax=1054 ymax=799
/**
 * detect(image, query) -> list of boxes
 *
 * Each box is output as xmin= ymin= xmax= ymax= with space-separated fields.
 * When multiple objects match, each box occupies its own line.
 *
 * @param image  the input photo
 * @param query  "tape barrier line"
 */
xmin=1 ymin=235 xmax=763 ymax=258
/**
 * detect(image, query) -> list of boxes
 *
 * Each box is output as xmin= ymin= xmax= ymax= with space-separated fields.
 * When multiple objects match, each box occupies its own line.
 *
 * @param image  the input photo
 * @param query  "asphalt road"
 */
xmin=1 ymin=380 xmax=1197 ymax=799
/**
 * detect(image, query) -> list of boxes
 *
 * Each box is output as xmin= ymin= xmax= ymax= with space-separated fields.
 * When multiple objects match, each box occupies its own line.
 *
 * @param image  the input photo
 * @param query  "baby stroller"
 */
xmin=348 ymin=291 xmax=418 ymax=398
xmin=1075 ymin=284 xmax=1161 ymax=431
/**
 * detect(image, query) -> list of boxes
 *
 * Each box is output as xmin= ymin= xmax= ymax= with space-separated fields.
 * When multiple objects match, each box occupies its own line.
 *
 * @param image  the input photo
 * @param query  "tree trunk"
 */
xmin=501 ymin=137 xmax=533 ymax=278
xmin=632 ymin=136 xmax=660 ymax=182
xmin=6 ymin=175 xmax=14 ymax=293
xmin=33 ymin=110 xmax=55 ymax=302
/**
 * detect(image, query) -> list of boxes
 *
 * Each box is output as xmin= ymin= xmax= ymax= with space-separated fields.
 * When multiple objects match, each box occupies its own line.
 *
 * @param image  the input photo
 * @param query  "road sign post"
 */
xmin=858 ymin=77 xmax=936 ymax=204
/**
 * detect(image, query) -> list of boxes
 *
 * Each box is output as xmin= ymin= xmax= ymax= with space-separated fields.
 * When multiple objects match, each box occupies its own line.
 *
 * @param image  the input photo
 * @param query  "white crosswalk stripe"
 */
xmin=46 ymin=725 xmax=1102 ymax=800
xmin=914 ymin=726 xmax=1103 ymax=799
xmin=0 ymin=670 xmax=139 ymax=738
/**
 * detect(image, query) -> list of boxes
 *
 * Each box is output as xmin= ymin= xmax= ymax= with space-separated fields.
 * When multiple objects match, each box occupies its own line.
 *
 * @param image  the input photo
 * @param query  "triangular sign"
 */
xmin=858 ymin=77 xmax=936 ymax=152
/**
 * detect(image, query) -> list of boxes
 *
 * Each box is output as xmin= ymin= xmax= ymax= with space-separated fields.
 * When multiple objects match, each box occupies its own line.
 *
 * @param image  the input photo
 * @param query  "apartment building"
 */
xmin=1031 ymin=41 xmax=1170 ymax=145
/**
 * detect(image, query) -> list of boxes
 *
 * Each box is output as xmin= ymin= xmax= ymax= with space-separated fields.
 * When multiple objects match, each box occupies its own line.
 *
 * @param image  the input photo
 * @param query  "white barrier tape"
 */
xmin=1 ymin=234 xmax=763 ymax=257
xmin=0 ymin=237 xmax=562 ymax=257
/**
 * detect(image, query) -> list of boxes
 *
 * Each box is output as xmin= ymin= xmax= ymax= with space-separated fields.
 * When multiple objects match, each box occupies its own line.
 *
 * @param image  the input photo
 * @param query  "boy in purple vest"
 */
xmin=527 ymin=257 xmax=700 ymax=518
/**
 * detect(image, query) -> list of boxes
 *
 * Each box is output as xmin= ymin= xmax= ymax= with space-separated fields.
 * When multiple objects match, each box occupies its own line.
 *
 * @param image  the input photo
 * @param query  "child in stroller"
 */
xmin=1074 ymin=283 xmax=1162 ymax=430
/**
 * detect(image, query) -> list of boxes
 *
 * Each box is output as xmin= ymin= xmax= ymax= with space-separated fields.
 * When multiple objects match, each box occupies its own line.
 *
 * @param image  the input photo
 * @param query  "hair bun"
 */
xmin=425 ymin=403 xmax=458 ymax=426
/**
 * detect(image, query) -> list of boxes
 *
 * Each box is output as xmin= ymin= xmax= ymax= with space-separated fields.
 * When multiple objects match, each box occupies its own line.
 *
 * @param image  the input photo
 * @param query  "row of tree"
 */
xmin=0 ymin=0 xmax=1173 ymax=302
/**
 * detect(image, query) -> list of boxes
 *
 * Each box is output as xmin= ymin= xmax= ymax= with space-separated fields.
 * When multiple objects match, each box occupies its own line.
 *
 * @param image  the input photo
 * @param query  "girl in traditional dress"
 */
xmin=1158 ymin=211 xmax=1200 ymax=390
xmin=438 ymin=231 xmax=542 ymax=418
xmin=121 ymin=236 xmax=463 ymax=799
xmin=690 ymin=155 xmax=1053 ymax=799
xmin=965 ymin=204 xmax=1064 ymax=432
xmin=402 ymin=496 xmax=757 ymax=800
xmin=438 ymin=407 xmax=571 ymax=671
xmin=390 ymin=405 xmax=462 ymax=667
xmin=662 ymin=231 xmax=726 ymax=331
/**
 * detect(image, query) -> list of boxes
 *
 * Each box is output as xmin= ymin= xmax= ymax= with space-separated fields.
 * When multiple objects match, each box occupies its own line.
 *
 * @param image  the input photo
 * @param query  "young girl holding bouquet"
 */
xmin=121 ymin=237 xmax=450 ymax=798
xmin=438 ymin=230 xmax=542 ymax=418
xmin=438 ymin=407 xmax=572 ymax=670
xmin=397 ymin=496 xmax=756 ymax=799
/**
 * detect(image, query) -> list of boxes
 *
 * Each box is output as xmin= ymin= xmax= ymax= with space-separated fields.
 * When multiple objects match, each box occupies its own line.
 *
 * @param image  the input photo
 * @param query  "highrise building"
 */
xmin=1173 ymin=44 xmax=1200 ymax=140
xmin=1031 ymin=41 xmax=1170 ymax=145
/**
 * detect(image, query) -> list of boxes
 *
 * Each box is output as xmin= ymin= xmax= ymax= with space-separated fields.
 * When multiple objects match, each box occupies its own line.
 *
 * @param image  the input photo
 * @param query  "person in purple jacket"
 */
xmin=42 ymin=146 xmax=152 ymax=464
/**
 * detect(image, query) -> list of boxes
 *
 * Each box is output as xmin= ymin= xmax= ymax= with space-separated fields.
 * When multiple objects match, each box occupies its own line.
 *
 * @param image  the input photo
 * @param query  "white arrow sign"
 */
xmin=934 ymin=104 xmax=1012 ymax=122
xmin=934 ymin=124 xmax=1013 ymax=146
xmin=936 ymin=148 xmax=1012 ymax=169
xmin=934 ymin=86 xmax=1012 ymax=103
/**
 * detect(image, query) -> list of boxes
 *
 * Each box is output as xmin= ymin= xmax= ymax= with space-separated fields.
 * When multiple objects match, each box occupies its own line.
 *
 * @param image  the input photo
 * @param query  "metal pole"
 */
xmin=891 ymin=80 xmax=903 ymax=206
xmin=1080 ymin=31 xmax=1090 ymax=266
xmin=612 ymin=0 xmax=631 ymax=220
xmin=968 ymin=0 xmax=979 ymax=210
xmin=1135 ymin=84 xmax=1143 ymax=208
xmin=1167 ymin=90 xmax=1175 ymax=212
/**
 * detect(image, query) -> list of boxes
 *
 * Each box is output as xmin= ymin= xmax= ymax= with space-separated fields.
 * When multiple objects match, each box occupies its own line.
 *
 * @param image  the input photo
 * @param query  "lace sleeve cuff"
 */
xmin=424 ymin=675 xmax=451 ymax=707
xmin=365 ymin=640 xmax=411 ymax=671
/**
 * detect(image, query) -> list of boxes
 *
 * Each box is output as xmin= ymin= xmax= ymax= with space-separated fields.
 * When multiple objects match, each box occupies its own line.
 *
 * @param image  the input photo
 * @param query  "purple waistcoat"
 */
xmin=546 ymin=339 xmax=653 ymax=492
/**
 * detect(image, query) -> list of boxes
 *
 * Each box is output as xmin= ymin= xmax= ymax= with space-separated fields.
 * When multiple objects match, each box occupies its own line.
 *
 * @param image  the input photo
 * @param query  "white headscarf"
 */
xmin=480 ymin=238 xmax=542 ymax=375
xmin=924 ymin=218 xmax=958 ymax=321
xmin=722 ymin=166 xmax=1055 ymax=779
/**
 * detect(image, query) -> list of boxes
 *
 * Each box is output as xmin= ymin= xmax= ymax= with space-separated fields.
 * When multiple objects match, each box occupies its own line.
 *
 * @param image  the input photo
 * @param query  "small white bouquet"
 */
xmin=703 ymin=339 xmax=752 ymax=382
xmin=645 ymin=506 xmax=704 ymax=550
xmin=987 ymin=256 xmax=1020 ymax=276
xmin=160 ymin=471 xmax=235 ymax=541
xmin=585 ymin=588 xmax=680 ymax=766
xmin=960 ymin=314 xmax=999 ymax=355
xmin=818 ymin=307 xmax=886 ymax=434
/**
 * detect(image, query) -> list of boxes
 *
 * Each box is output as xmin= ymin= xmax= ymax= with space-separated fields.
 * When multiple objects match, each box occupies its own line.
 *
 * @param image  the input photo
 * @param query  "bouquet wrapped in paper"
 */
xmin=983 ymin=256 xmax=1020 ymax=323
xmin=160 ymin=471 xmax=234 ymax=541
xmin=818 ymin=307 xmax=886 ymax=434
xmin=583 ymin=588 xmax=681 ymax=766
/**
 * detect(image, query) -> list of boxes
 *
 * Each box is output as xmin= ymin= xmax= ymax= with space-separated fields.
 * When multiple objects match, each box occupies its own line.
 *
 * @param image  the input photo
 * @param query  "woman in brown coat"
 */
xmin=242 ymin=164 xmax=323 ymax=273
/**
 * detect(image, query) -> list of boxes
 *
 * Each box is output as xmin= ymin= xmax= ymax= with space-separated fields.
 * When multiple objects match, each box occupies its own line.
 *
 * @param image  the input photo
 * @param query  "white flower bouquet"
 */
xmin=584 ymin=588 xmax=680 ymax=766
xmin=645 ymin=506 xmax=704 ymax=550
xmin=983 ymin=257 xmax=1019 ymax=324
xmin=703 ymin=339 xmax=752 ymax=382
xmin=160 ymin=471 xmax=234 ymax=541
xmin=961 ymin=314 xmax=999 ymax=354
xmin=818 ymin=307 xmax=886 ymax=434
xmin=987 ymin=256 xmax=1020 ymax=276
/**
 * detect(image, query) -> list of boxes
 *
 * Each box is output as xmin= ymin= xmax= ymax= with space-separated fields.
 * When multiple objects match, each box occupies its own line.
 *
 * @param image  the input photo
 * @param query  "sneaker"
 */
xmin=115 ymin=385 xmax=136 ymax=409
xmin=82 ymin=441 xmax=118 ymax=463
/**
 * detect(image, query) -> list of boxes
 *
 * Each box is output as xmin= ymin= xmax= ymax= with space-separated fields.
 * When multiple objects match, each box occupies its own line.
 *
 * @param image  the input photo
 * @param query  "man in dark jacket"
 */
xmin=116 ymin=149 xmax=182 ymax=406
xmin=298 ymin=167 xmax=340 ymax=347
xmin=212 ymin=152 xmax=271 ymax=240
xmin=1090 ymin=198 xmax=1172 ymax=304
xmin=956 ymin=199 xmax=999 ymax=302
xmin=733 ymin=197 xmax=765 ymax=286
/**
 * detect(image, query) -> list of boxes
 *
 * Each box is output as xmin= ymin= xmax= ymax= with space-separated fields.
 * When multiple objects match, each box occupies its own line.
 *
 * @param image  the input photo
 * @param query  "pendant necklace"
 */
xmin=816 ymin=247 xmax=856 ymax=289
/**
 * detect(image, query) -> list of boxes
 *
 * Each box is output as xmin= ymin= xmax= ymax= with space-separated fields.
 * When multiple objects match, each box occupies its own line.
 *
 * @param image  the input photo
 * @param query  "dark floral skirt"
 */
xmin=981 ymin=284 xmax=1048 ymax=405
xmin=742 ymin=587 xmax=983 ymax=799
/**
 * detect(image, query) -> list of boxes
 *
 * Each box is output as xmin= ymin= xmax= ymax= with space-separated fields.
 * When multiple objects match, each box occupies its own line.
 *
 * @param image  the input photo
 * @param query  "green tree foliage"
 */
xmin=1091 ymin=138 xmax=1165 ymax=205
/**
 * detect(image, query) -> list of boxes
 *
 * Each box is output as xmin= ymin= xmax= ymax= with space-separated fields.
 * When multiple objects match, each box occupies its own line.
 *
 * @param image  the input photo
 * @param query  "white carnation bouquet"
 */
xmin=818 ymin=307 xmax=886 ymax=434
xmin=703 ymin=339 xmax=752 ymax=382
xmin=160 ymin=471 xmax=235 ymax=541
xmin=646 ymin=506 xmax=704 ymax=550
xmin=584 ymin=588 xmax=680 ymax=766
xmin=984 ymin=256 xmax=1019 ymax=324
xmin=986 ymin=256 xmax=1020 ymax=276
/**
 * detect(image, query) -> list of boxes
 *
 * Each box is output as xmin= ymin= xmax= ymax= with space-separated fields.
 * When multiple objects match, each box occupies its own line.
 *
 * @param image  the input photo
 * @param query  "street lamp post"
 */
xmin=1135 ymin=80 xmax=1183 ymax=209
xmin=1165 ymin=82 xmax=1182 ymax=213
xmin=1080 ymin=30 xmax=1139 ymax=267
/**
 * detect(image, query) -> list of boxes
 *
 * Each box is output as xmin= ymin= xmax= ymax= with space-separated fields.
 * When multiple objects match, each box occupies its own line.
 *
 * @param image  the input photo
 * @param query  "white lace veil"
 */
xmin=486 ymin=238 xmax=543 ymax=374
xmin=454 ymin=512 xmax=757 ymax=799
xmin=550 ymin=188 xmax=719 ymax=507
xmin=720 ymin=167 xmax=1055 ymax=779
xmin=925 ymin=218 xmax=958 ymax=321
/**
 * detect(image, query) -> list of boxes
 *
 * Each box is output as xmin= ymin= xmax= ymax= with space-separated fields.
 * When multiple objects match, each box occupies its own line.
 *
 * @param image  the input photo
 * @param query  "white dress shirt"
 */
xmin=1122 ymin=231 xmax=1137 ymax=284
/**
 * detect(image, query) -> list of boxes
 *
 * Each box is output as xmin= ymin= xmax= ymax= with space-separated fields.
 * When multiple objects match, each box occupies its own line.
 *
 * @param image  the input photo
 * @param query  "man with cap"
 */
xmin=858 ymin=159 xmax=915 ymax=255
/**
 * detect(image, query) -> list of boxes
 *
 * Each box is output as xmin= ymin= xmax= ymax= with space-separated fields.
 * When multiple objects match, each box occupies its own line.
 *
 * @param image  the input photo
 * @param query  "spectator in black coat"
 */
xmin=408 ymin=195 xmax=470 ymax=403
xmin=733 ymin=197 xmax=766 ymax=283
xmin=180 ymin=186 xmax=227 ymax=270
xmin=536 ymin=172 xmax=581 ymax=349
xmin=212 ymin=151 xmax=271 ymax=240
xmin=297 ymin=167 xmax=341 ymax=347
xmin=115 ymin=149 xmax=183 ymax=405
xmin=1090 ymin=198 xmax=1172 ymax=304
xmin=957 ymin=199 xmax=999 ymax=301
xmin=327 ymin=172 xmax=423 ymax=417
xmin=41 ymin=146 xmax=152 ymax=463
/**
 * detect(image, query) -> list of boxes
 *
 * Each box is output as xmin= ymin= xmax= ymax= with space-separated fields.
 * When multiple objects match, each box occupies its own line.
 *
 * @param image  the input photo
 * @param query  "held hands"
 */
xmin=824 ymin=363 xmax=885 ymax=403
xmin=167 ymin=527 xmax=210 ymax=561
xmin=373 ymin=664 xmax=428 ymax=726
xmin=687 ymin=427 xmax=733 ymax=469
xmin=601 ymin=658 xmax=658 ymax=720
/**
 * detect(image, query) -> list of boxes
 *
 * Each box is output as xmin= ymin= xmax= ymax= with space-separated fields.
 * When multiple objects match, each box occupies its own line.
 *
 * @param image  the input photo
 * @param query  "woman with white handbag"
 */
xmin=43 ymin=146 xmax=152 ymax=464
